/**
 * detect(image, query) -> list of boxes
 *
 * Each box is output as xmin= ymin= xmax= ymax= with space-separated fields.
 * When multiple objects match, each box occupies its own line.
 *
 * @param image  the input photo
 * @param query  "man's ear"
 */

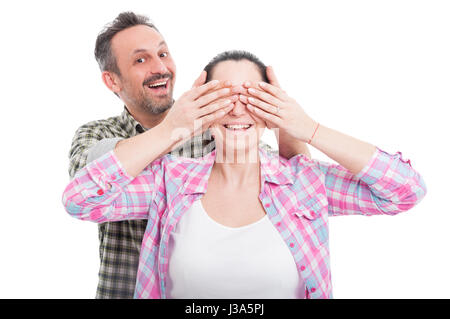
xmin=102 ymin=71 xmax=122 ymax=95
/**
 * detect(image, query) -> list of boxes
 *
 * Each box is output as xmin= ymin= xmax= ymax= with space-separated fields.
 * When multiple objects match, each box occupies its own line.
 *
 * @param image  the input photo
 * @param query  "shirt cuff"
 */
xmin=83 ymin=149 xmax=135 ymax=194
xmin=354 ymin=146 xmax=412 ymax=185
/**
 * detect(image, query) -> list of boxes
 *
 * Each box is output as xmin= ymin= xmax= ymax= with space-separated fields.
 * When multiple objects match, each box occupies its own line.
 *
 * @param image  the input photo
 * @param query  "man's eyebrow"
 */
xmin=131 ymin=41 xmax=167 ymax=56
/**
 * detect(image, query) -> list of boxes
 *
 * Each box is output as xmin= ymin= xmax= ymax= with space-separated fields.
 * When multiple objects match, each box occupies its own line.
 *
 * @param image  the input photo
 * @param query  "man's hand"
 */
xmin=161 ymin=78 xmax=237 ymax=148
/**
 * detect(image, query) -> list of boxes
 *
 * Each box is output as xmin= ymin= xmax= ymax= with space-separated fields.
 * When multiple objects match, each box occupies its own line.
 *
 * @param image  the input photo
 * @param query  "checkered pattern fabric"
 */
xmin=63 ymin=146 xmax=426 ymax=298
xmin=67 ymin=107 xmax=272 ymax=298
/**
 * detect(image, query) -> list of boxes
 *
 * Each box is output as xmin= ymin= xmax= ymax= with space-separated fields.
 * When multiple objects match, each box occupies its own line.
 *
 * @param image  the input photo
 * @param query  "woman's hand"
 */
xmin=240 ymin=80 xmax=317 ymax=143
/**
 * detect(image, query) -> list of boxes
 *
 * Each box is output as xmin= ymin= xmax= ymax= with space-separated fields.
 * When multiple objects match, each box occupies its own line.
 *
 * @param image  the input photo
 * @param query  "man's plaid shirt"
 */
xmin=68 ymin=107 xmax=271 ymax=298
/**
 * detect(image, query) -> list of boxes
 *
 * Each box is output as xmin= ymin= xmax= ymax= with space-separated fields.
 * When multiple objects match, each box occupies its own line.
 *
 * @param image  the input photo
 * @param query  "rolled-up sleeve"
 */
xmin=62 ymin=150 xmax=163 ymax=223
xmin=316 ymin=147 xmax=427 ymax=216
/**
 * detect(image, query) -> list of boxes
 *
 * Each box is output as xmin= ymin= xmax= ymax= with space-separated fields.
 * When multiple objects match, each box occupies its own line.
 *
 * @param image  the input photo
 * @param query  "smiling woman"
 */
xmin=62 ymin=50 xmax=426 ymax=299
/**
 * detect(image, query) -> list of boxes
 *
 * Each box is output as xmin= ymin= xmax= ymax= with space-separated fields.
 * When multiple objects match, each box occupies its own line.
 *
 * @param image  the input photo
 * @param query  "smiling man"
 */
xmin=68 ymin=11 xmax=310 ymax=299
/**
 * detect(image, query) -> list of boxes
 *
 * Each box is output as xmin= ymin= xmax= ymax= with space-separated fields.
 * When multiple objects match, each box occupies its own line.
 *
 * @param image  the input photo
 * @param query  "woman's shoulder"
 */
xmin=259 ymin=147 xmax=319 ymax=171
xmin=154 ymin=151 xmax=215 ymax=178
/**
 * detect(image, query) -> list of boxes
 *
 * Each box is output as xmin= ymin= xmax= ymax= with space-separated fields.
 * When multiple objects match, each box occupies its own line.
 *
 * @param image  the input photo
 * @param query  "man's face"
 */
xmin=111 ymin=25 xmax=176 ymax=115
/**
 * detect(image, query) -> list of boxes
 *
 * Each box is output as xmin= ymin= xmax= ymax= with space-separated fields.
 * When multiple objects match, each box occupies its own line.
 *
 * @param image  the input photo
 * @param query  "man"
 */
xmin=68 ymin=11 xmax=310 ymax=299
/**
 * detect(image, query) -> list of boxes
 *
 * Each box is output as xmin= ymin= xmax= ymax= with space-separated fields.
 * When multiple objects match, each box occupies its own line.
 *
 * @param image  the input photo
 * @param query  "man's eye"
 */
xmin=136 ymin=58 xmax=146 ymax=63
xmin=160 ymin=52 xmax=168 ymax=58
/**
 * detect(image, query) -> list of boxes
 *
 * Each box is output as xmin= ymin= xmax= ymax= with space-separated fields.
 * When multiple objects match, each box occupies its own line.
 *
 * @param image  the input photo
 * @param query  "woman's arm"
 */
xmin=244 ymin=82 xmax=426 ymax=215
xmin=290 ymin=148 xmax=427 ymax=216
xmin=307 ymin=123 xmax=376 ymax=175
xmin=62 ymin=150 xmax=165 ymax=223
xmin=243 ymin=82 xmax=376 ymax=173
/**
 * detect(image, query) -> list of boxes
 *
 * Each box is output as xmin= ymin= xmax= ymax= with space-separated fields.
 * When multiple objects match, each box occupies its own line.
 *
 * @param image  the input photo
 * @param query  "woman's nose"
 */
xmin=230 ymin=100 xmax=247 ymax=116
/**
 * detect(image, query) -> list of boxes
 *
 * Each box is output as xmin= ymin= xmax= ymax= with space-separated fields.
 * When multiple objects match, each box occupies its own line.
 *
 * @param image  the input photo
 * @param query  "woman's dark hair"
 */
xmin=94 ymin=11 xmax=159 ymax=76
xmin=204 ymin=50 xmax=269 ymax=83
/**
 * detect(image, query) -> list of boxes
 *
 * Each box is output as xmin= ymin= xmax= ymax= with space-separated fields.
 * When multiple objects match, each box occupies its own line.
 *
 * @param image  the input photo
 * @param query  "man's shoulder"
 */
xmin=71 ymin=113 xmax=133 ymax=142
xmin=75 ymin=114 xmax=124 ymax=132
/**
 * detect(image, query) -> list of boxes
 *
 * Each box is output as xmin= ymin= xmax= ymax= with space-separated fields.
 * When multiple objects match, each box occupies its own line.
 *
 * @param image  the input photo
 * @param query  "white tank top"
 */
xmin=167 ymin=199 xmax=305 ymax=298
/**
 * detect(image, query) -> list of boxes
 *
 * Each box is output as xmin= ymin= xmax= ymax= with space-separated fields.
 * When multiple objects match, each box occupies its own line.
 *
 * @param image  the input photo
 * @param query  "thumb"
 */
xmin=266 ymin=66 xmax=281 ymax=88
xmin=191 ymin=70 xmax=207 ymax=88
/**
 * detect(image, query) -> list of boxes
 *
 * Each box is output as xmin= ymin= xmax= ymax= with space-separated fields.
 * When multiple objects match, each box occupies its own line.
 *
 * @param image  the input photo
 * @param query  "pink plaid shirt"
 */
xmin=62 ymin=147 xmax=426 ymax=298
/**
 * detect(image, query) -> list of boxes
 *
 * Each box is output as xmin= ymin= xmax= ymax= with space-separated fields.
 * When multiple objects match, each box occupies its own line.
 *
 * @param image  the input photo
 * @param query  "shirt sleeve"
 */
xmin=62 ymin=150 xmax=165 ymax=223
xmin=86 ymin=137 xmax=123 ymax=164
xmin=313 ymin=147 xmax=427 ymax=216
xmin=68 ymin=123 xmax=104 ymax=179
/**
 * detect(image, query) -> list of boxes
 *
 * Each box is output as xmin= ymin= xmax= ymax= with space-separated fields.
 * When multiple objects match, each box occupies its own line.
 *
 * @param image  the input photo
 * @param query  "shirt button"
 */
xmin=276 ymin=222 xmax=281 ymax=227
xmin=264 ymin=203 xmax=270 ymax=207
xmin=97 ymin=189 xmax=104 ymax=195
xmin=289 ymin=242 xmax=295 ymax=248
xmin=300 ymin=265 xmax=306 ymax=271
xmin=311 ymin=287 xmax=316 ymax=293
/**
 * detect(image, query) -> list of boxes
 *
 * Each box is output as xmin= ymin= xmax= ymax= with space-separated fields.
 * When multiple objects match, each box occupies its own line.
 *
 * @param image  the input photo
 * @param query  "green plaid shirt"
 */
xmin=68 ymin=107 xmax=272 ymax=298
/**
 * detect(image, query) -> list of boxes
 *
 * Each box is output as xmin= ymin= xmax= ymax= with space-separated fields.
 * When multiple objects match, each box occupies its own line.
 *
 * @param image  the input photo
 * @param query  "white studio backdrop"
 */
xmin=0 ymin=0 xmax=448 ymax=298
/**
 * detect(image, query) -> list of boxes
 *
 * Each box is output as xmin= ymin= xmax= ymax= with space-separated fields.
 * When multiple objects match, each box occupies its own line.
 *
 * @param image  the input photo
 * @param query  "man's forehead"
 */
xmin=112 ymin=25 xmax=165 ymax=55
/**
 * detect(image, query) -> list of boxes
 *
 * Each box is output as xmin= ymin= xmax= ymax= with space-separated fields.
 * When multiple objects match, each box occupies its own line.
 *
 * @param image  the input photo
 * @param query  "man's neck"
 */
xmin=126 ymin=105 xmax=169 ymax=130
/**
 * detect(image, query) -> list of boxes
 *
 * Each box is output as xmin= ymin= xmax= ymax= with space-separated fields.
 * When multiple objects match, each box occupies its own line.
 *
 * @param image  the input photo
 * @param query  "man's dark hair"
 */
xmin=204 ymin=50 xmax=269 ymax=83
xmin=94 ymin=12 xmax=159 ymax=76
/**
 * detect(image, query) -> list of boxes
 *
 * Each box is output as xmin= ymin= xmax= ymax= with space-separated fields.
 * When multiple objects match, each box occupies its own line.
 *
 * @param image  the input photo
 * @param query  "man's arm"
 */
xmin=68 ymin=122 xmax=110 ymax=178
xmin=114 ymin=80 xmax=235 ymax=177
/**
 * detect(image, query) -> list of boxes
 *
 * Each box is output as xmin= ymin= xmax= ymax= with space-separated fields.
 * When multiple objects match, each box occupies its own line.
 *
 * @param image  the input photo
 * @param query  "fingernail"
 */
xmin=248 ymin=97 xmax=255 ymax=103
xmin=211 ymin=80 xmax=219 ymax=85
xmin=248 ymin=88 xmax=256 ymax=94
xmin=259 ymin=82 xmax=267 ymax=87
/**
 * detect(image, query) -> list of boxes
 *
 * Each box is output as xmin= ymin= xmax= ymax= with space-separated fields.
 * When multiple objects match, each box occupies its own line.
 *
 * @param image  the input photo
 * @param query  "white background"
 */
xmin=0 ymin=0 xmax=448 ymax=298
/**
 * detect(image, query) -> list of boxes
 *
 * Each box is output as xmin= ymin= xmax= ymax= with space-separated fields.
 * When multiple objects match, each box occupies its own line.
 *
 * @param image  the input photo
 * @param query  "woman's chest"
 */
xmin=200 ymin=184 xmax=267 ymax=228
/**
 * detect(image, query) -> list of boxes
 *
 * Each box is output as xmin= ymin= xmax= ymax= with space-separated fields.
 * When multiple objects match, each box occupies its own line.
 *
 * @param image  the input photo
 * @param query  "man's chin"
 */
xmin=144 ymin=100 xmax=173 ymax=115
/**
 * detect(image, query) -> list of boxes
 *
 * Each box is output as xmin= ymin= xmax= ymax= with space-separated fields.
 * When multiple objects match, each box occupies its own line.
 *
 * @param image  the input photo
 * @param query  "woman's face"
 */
xmin=209 ymin=60 xmax=266 ymax=157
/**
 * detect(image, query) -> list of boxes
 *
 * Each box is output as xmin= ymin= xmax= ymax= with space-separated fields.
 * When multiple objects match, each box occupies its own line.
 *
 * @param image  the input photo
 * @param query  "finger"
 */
xmin=193 ymin=80 xmax=234 ymax=102
xmin=246 ymin=96 xmax=281 ymax=117
xmin=198 ymin=95 xmax=238 ymax=117
xmin=243 ymin=81 xmax=260 ymax=90
xmin=239 ymin=94 xmax=249 ymax=104
xmin=247 ymin=87 xmax=283 ymax=106
xmin=202 ymin=80 xmax=234 ymax=96
xmin=246 ymin=103 xmax=282 ymax=127
xmin=191 ymin=70 xmax=207 ymax=88
xmin=195 ymin=86 xmax=234 ymax=107
xmin=257 ymin=81 xmax=288 ymax=101
xmin=200 ymin=103 xmax=234 ymax=126
xmin=266 ymin=66 xmax=281 ymax=88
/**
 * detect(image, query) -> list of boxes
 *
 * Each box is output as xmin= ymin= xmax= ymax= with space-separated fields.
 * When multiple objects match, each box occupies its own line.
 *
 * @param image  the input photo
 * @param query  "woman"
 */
xmin=62 ymin=50 xmax=426 ymax=299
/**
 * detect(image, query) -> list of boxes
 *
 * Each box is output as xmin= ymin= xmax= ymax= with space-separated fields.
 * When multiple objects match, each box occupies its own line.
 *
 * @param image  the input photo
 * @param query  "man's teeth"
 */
xmin=224 ymin=124 xmax=251 ymax=130
xmin=148 ymin=81 xmax=167 ymax=88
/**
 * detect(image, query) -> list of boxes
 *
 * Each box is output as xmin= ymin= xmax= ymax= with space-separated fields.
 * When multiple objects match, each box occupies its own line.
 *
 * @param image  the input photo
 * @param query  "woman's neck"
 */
xmin=211 ymin=146 xmax=260 ymax=187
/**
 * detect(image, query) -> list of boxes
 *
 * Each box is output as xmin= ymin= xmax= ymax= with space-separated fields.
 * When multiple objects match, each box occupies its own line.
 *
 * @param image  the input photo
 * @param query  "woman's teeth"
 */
xmin=224 ymin=124 xmax=251 ymax=130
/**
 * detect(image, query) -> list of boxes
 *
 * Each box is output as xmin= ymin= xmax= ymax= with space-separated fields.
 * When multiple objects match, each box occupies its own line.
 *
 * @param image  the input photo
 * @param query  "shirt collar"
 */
xmin=119 ymin=106 xmax=147 ymax=135
xmin=180 ymin=148 xmax=294 ymax=195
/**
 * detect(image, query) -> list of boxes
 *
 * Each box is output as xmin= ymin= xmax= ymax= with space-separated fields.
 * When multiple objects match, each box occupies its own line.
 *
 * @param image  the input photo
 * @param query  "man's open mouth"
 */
xmin=145 ymin=79 xmax=169 ymax=93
